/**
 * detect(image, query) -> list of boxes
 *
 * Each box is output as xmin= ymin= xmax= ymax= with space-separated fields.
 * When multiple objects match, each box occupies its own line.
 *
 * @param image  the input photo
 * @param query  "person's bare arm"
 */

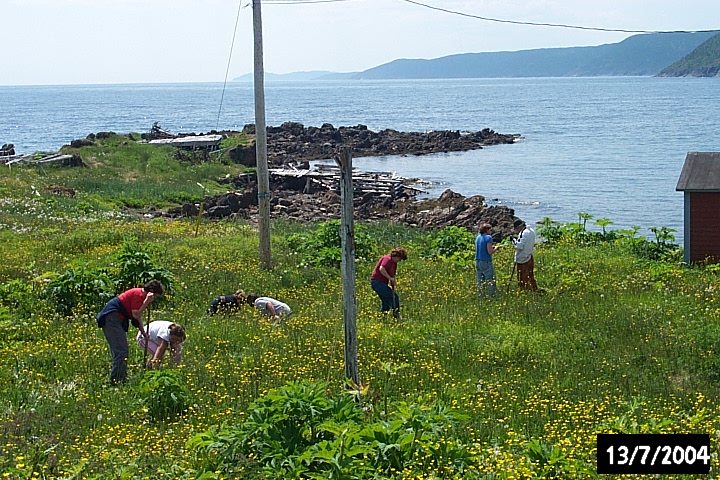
xmin=486 ymin=243 xmax=501 ymax=255
xmin=379 ymin=266 xmax=396 ymax=287
xmin=131 ymin=292 xmax=155 ymax=336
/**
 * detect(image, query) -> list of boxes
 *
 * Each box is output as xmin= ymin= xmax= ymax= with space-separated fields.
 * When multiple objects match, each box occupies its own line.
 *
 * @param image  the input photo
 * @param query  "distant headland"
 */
xmin=234 ymin=30 xmax=720 ymax=81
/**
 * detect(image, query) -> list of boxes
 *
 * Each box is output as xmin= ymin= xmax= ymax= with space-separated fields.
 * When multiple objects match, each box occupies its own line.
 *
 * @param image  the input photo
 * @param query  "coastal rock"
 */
xmin=172 ymin=182 xmax=521 ymax=240
xmin=1 ymin=144 xmax=15 ymax=156
xmin=234 ymin=122 xmax=519 ymax=166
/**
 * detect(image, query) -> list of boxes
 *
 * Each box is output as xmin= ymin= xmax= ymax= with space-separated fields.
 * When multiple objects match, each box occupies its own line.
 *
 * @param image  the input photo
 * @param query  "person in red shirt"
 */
xmin=370 ymin=247 xmax=408 ymax=318
xmin=96 ymin=279 xmax=165 ymax=384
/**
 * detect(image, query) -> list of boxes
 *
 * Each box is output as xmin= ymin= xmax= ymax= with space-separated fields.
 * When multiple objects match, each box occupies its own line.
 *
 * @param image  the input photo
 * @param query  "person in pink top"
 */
xmin=370 ymin=247 xmax=408 ymax=318
xmin=96 ymin=279 xmax=165 ymax=384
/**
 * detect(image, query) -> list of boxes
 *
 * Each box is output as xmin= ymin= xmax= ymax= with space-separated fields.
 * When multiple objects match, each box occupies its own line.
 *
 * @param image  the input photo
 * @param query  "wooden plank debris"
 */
xmin=269 ymin=164 xmax=426 ymax=199
xmin=149 ymin=134 xmax=223 ymax=150
xmin=3 ymin=153 xmax=73 ymax=167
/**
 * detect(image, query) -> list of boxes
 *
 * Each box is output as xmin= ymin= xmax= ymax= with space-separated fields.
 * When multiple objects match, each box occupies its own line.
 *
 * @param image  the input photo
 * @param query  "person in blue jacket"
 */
xmin=475 ymin=223 xmax=501 ymax=297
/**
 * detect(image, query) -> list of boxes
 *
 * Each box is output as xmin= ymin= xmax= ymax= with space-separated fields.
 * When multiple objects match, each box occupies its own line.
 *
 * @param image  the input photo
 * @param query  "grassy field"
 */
xmin=1 ymin=136 xmax=720 ymax=479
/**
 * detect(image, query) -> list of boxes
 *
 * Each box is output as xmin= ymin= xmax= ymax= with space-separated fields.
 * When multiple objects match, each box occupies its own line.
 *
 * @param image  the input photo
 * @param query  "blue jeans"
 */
xmin=476 ymin=260 xmax=497 ymax=297
xmin=371 ymin=280 xmax=399 ymax=313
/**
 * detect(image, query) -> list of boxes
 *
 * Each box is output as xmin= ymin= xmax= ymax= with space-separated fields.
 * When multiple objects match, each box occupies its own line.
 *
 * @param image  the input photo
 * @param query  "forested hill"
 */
xmin=658 ymin=31 xmax=720 ymax=77
xmin=335 ymin=31 xmax=718 ymax=79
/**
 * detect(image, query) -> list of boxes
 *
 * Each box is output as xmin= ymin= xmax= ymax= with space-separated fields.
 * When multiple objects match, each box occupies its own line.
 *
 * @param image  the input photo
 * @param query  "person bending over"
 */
xmin=370 ymin=247 xmax=408 ymax=318
xmin=207 ymin=289 xmax=244 ymax=315
xmin=244 ymin=292 xmax=292 ymax=322
xmin=137 ymin=320 xmax=186 ymax=369
xmin=96 ymin=279 xmax=165 ymax=384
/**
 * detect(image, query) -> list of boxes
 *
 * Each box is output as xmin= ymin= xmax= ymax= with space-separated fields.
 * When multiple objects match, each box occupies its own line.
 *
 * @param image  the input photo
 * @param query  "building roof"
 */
xmin=676 ymin=152 xmax=720 ymax=192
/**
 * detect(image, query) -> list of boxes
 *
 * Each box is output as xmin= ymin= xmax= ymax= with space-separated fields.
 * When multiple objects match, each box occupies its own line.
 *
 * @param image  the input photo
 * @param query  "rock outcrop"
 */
xmin=170 ymin=180 xmax=520 ymax=241
xmin=232 ymin=122 xmax=519 ymax=166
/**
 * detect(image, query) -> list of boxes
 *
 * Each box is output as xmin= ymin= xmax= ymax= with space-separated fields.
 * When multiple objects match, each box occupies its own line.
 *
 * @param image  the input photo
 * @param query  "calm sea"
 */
xmin=2 ymin=77 xmax=720 ymax=241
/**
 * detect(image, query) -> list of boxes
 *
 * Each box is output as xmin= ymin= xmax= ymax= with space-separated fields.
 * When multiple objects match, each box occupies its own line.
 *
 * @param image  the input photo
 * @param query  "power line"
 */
xmin=261 ymin=0 xmax=715 ymax=36
xmin=264 ymin=0 xmax=354 ymax=4
xmin=398 ymin=0 xmax=658 ymax=34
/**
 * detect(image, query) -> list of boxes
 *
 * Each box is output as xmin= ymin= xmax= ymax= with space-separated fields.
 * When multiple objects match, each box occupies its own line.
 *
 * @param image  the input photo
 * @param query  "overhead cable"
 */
xmin=263 ymin=0 xmax=354 ymax=4
xmin=398 ymin=0 xmax=658 ymax=34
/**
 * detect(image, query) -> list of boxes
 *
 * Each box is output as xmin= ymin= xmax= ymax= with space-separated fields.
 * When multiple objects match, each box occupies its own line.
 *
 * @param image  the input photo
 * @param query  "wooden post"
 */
xmin=253 ymin=0 xmax=272 ymax=269
xmin=336 ymin=147 xmax=360 ymax=389
xmin=194 ymin=201 xmax=204 ymax=237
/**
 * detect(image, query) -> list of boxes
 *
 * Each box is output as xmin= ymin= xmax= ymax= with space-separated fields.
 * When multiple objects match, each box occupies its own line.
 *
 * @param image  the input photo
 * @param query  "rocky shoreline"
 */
xmin=34 ymin=122 xmax=524 ymax=240
xmin=165 ymin=122 xmax=523 ymax=241
xmin=231 ymin=122 xmax=521 ymax=166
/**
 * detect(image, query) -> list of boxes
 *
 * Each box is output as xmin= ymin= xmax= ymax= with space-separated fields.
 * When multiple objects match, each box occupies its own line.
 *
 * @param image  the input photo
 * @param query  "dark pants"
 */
xmin=516 ymin=256 xmax=538 ymax=291
xmin=371 ymin=280 xmax=400 ymax=316
xmin=101 ymin=311 xmax=129 ymax=383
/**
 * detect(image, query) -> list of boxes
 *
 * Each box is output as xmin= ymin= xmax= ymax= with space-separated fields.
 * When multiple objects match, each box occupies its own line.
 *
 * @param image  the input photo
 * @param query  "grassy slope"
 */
xmin=1 ymin=138 xmax=720 ymax=478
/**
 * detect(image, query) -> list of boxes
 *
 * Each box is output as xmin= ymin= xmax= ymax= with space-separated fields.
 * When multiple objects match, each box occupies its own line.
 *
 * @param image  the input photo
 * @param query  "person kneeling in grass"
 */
xmin=244 ymin=292 xmax=291 ymax=322
xmin=136 ymin=321 xmax=186 ymax=369
xmin=207 ymin=289 xmax=244 ymax=315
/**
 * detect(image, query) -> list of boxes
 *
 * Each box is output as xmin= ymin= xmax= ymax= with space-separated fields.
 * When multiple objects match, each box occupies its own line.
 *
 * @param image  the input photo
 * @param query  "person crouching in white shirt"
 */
xmin=136 ymin=321 xmax=186 ymax=369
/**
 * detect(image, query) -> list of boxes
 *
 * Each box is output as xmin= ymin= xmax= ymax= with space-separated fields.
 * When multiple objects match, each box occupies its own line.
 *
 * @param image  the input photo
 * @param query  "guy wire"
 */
xmin=217 ymin=0 xmax=246 ymax=131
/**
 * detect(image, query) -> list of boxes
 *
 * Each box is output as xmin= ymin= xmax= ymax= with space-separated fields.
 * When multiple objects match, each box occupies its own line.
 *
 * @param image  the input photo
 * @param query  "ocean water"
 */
xmin=2 ymin=77 xmax=720 ymax=241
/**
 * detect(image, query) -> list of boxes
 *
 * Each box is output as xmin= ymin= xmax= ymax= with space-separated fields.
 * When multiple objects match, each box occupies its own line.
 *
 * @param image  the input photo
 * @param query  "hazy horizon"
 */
xmin=4 ymin=0 xmax=720 ymax=86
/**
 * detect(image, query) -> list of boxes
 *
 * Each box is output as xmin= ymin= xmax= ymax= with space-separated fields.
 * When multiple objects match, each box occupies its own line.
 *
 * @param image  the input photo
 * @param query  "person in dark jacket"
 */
xmin=96 ymin=279 xmax=165 ymax=384
xmin=207 ymin=289 xmax=244 ymax=315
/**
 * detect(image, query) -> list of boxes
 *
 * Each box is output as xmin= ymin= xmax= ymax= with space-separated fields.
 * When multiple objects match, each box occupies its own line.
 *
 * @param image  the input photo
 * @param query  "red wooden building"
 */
xmin=676 ymin=152 xmax=720 ymax=264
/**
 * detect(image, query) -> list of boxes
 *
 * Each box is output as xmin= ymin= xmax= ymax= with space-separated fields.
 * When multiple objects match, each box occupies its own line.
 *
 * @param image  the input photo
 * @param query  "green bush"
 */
xmin=43 ymin=266 xmax=114 ymax=316
xmin=287 ymin=219 xmax=378 ymax=268
xmin=422 ymin=225 xmax=475 ymax=265
xmin=0 ymin=278 xmax=36 ymax=318
xmin=188 ymin=380 xmax=474 ymax=479
xmin=113 ymin=241 xmax=176 ymax=296
xmin=139 ymin=369 xmax=191 ymax=422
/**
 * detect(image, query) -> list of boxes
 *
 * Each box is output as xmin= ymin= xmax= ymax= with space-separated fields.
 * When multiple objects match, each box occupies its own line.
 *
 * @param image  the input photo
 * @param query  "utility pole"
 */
xmin=253 ymin=0 xmax=272 ymax=269
xmin=337 ymin=147 xmax=360 ymax=389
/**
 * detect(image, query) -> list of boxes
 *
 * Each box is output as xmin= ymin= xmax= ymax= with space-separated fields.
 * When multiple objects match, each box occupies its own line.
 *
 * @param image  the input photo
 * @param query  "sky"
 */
xmin=3 ymin=0 xmax=720 ymax=85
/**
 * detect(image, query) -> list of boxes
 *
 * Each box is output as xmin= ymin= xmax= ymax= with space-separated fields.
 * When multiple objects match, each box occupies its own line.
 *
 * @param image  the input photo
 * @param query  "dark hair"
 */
xmin=390 ymin=247 xmax=408 ymax=261
xmin=143 ymin=279 xmax=165 ymax=295
xmin=246 ymin=293 xmax=258 ymax=305
xmin=513 ymin=219 xmax=526 ymax=229
xmin=479 ymin=223 xmax=492 ymax=234
xmin=169 ymin=323 xmax=186 ymax=341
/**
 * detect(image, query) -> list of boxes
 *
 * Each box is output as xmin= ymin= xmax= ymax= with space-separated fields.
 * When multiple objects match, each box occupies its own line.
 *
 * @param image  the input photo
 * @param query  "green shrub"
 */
xmin=287 ymin=219 xmax=378 ymax=268
xmin=113 ymin=241 xmax=176 ymax=296
xmin=139 ymin=369 xmax=191 ymax=422
xmin=0 ymin=278 xmax=36 ymax=318
xmin=43 ymin=266 xmax=114 ymax=316
xmin=188 ymin=380 xmax=474 ymax=479
xmin=422 ymin=225 xmax=475 ymax=265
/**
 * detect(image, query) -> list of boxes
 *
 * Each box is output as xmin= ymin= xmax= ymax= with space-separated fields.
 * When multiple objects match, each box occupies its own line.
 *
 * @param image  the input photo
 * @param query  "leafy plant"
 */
xmin=188 ymin=380 xmax=474 ymax=479
xmin=524 ymin=438 xmax=576 ymax=479
xmin=629 ymin=226 xmax=680 ymax=260
xmin=287 ymin=219 xmax=378 ymax=268
xmin=113 ymin=241 xmax=176 ymax=295
xmin=43 ymin=266 xmax=114 ymax=316
xmin=138 ymin=369 xmax=191 ymax=422
xmin=0 ymin=278 xmax=36 ymax=318
xmin=421 ymin=225 xmax=475 ymax=265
